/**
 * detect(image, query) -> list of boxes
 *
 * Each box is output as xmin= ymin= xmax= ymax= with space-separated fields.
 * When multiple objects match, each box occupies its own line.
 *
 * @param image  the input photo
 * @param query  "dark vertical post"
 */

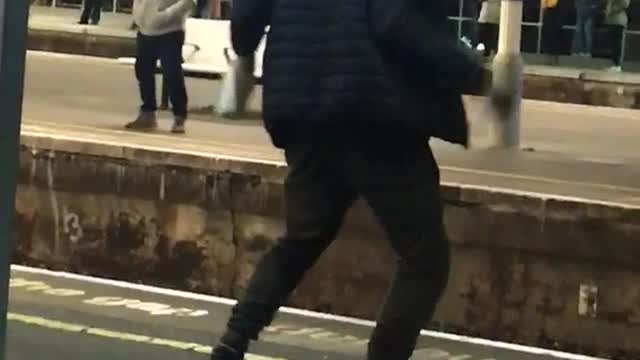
xmin=0 ymin=0 xmax=30 ymax=358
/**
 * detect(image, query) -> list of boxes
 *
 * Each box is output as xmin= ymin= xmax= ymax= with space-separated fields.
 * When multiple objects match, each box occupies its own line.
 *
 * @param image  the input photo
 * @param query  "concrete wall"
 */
xmin=12 ymin=137 xmax=640 ymax=359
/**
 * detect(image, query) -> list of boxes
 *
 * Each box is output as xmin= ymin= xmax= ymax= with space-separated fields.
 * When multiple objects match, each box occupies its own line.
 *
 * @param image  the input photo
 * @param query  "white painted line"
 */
xmin=8 ymin=312 xmax=282 ymax=359
xmin=441 ymin=164 xmax=640 ymax=195
xmin=19 ymin=126 xmax=640 ymax=209
xmin=11 ymin=265 xmax=610 ymax=360
xmin=443 ymin=181 xmax=640 ymax=210
xmin=20 ymin=129 xmax=286 ymax=168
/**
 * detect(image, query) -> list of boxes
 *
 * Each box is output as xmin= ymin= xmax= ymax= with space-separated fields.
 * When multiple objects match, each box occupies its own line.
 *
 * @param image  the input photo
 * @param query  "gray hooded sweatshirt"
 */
xmin=132 ymin=0 xmax=195 ymax=36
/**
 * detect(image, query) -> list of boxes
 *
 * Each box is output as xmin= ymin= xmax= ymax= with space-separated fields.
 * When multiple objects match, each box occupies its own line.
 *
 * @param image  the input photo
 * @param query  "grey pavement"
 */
xmin=27 ymin=5 xmax=640 ymax=78
xmin=21 ymin=51 xmax=640 ymax=206
xmin=7 ymin=265 xmax=608 ymax=360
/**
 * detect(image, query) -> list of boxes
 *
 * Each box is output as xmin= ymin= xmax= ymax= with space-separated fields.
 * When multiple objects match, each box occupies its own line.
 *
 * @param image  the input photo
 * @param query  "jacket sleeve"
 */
xmin=609 ymin=0 xmax=630 ymax=14
xmin=368 ymin=0 xmax=484 ymax=93
xmin=231 ymin=0 xmax=274 ymax=56
xmin=155 ymin=0 xmax=195 ymax=25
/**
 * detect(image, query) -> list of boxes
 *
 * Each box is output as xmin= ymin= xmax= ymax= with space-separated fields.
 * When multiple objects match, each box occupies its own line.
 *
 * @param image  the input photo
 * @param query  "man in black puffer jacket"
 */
xmin=210 ymin=0 xmax=489 ymax=359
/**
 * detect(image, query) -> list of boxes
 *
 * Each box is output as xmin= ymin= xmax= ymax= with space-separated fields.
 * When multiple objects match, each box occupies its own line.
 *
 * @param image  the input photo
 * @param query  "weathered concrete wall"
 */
xmin=28 ymin=29 xmax=136 ymax=59
xmin=523 ymin=74 xmax=640 ymax=109
xmin=12 ymin=141 xmax=640 ymax=359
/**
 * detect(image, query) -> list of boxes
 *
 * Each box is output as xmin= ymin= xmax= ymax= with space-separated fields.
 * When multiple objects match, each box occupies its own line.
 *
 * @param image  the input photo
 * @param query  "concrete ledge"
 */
xmin=13 ymin=130 xmax=640 ymax=358
xmin=28 ymin=28 xmax=136 ymax=59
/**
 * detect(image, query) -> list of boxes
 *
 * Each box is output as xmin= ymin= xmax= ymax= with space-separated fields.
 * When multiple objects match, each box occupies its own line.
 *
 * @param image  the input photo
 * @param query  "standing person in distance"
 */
xmin=194 ymin=0 xmax=212 ymax=18
xmin=572 ymin=0 xmax=604 ymax=57
xmin=126 ymin=0 xmax=194 ymax=134
xmin=208 ymin=0 xmax=492 ymax=359
xmin=603 ymin=0 xmax=630 ymax=72
xmin=541 ymin=0 xmax=567 ymax=64
xmin=78 ymin=0 xmax=103 ymax=25
xmin=477 ymin=0 xmax=501 ymax=57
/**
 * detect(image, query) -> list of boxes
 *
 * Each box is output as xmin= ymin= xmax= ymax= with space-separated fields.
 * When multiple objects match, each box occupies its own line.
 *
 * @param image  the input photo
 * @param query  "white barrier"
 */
xmin=117 ymin=19 xmax=265 ymax=78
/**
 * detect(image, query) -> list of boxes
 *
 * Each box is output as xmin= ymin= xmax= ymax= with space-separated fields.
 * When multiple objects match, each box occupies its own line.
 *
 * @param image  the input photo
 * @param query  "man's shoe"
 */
xmin=125 ymin=112 xmax=157 ymax=131
xmin=171 ymin=117 xmax=186 ymax=134
xmin=210 ymin=344 xmax=243 ymax=360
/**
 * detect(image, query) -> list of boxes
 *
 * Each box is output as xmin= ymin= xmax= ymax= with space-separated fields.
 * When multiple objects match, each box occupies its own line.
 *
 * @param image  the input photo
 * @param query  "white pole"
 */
xmin=490 ymin=0 xmax=523 ymax=148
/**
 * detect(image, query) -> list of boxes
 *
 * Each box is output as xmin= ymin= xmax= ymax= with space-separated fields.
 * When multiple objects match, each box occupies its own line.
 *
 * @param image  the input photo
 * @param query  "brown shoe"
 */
xmin=125 ymin=112 xmax=157 ymax=131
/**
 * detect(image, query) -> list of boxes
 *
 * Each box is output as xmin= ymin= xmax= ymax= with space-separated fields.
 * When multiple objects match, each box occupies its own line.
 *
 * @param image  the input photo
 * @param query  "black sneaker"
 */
xmin=125 ymin=112 xmax=157 ymax=131
xmin=210 ymin=344 xmax=243 ymax=360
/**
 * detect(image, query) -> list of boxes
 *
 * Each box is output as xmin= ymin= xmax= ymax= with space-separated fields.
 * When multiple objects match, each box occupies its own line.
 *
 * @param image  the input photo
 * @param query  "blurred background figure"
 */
xmin=603 ymin=0 xmax=630 ymax=72
xmin=572 ymin=0 xmax=604 ymax=57
xmin=78 ymin=0 xmax=103 ymax=25
xmin=541 ymin=0 xmax=566 ymax=64
xmin=477 ymin=0 xmax=501 ymax=57
xmin=126 ymin=0 xmax=195 ymax=134
xmin=194 ymin=0 xmax=211 ymax=18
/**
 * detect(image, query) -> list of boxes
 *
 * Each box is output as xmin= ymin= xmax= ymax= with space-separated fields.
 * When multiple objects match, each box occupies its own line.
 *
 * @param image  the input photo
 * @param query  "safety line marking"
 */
xmin=11 ymin=265 xmax=609 ymax=360
xmin=7 ymin=312 xmax=283 ymax=360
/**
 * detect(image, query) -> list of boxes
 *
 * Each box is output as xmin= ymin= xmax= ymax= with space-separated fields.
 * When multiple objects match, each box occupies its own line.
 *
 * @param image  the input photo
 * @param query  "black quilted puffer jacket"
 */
xmin=231 ymin=0 xmax=485 ymax=149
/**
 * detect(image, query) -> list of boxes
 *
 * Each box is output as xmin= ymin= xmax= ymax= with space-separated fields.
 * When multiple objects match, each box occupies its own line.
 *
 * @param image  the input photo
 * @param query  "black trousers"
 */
xmin=542 ymin=6 xmax=565 ymax=56
xmin=135 ymin=31 xmax=188 ymax=118
xmin=219 ymin=136 xmax=451 ymax=360
xmin=79 ymin=0 xmax=102 ymax=24
xmin=478 ymin=23 xmax=499 ymax=56
xmin=194 ymin=0 xmax=210 ymax=18
xmin=607 ymin=25 xmax=625 ymax=66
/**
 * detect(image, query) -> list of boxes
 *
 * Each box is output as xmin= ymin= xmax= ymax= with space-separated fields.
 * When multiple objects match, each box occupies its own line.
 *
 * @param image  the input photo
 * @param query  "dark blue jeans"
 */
xmin=573 ymin=10 xmax=595 ymax=55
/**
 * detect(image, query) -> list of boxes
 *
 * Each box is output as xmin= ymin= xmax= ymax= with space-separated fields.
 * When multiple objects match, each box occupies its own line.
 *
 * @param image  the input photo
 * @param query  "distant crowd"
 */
xmin=473 ymin=0 xmax=630 ymax=71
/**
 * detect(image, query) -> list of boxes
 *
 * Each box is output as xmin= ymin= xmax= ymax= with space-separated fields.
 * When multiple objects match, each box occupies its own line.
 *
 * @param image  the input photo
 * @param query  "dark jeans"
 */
xmin=194 ymin=0 xmax=211 ymax=18
xmin=219 ymin=136 xmax=451 ymax=360
xmin=607 ymin=25 xmax=625 ymax=66
xmin=467 ymin=1 xmax=480 ymax=47
xmin=478 ymin=23 xmax=499 ymax=56
xmin=573 ymin=10 xmax=595 ymax=55
xmin=542 ymin=6 xmax=565 ymax=56
xmin=79 ymin=0 xmax=102 ymax=24
xmin=135 ymin=31 xmax=188 ymax=118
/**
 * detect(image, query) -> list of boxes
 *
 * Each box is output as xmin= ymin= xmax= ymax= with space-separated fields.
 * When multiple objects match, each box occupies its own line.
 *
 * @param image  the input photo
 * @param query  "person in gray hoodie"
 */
xmin=126 ymin=0 xmax=195 ymax=134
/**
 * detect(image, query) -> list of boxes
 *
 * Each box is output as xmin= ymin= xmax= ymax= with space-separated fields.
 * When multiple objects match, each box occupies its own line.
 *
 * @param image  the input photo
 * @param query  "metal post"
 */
xmin=457 ymin=0 xmax=463 ymax=42
xmin=537 ymin=5 xmax=544 ymax=54
xmin=490 ymin=0 xmax=523 ymax=148
xmin=0 ymin=0 xmax=29 ymax=357
xmin=619 ymin=29 xmax=627 ymax=68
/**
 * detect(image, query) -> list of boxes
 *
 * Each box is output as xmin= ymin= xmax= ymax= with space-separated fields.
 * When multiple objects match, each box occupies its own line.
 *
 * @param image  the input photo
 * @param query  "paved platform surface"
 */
xmin=29 ymin=5 xmax=134 ymax=38
xmin=6 ymin=265 xmax=607 ymax=360
xmin=27 ymin=5 xmax=640 ymax=78
xmin=21 ymin=51 xmax=640 ymax=206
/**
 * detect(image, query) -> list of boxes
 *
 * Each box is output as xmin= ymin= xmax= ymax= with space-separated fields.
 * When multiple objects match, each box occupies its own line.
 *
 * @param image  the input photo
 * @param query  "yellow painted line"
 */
xmin=7 ymin=312 xmax=283 ymax=360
